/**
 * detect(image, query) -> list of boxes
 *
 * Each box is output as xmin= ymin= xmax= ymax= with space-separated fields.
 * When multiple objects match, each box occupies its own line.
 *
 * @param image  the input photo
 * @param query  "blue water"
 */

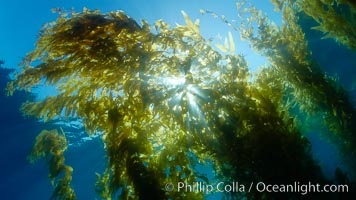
xmin=0 ymin=68 xmax=106 ymax=199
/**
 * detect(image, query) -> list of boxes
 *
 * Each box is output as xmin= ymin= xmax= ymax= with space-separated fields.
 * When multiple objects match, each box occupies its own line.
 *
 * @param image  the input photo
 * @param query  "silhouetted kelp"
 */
xmin=6 ymin=2 xmax=356 ymax=199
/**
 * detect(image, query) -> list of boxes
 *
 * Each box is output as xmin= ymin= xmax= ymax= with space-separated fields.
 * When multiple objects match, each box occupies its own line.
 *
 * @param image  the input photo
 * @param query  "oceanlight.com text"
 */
xmin=165 ymin=181 xmax=348 ymax=195
xmin=255 ymin=182 xmax=348 ymax=195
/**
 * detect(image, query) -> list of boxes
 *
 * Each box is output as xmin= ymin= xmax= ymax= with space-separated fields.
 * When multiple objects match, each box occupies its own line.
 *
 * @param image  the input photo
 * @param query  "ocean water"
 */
xmin=1 ymin=0 xmax=356 ymax=199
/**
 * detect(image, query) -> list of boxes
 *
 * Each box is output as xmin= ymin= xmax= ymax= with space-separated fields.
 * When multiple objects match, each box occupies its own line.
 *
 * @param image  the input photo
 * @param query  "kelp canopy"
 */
xmin=6 ymin=1 xmax=356 ymax=199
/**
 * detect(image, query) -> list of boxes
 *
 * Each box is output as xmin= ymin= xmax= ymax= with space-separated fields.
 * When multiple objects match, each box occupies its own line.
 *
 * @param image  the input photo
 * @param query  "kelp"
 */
xmin=6 ymin=3 xmax=356 ymax=200
xmin=233 ymin=0 xmax=356 ymax=165
xmin=7 ymin=8 xmax=223 ymax=199
xmin=28 ymin=129 xmax=75 ymax=200
xmin=209 ymin=66 xmax=331 ymax=199
xmin=268 ymin=0 xmax=356 ymax=50
xmin=295 ymin=0 xmax=356 ymax=50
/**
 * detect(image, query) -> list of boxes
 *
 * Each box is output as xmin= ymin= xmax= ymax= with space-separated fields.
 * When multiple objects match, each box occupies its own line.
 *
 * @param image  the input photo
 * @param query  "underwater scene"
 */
xmin=1 ymin=0 xmax=356 ymax=199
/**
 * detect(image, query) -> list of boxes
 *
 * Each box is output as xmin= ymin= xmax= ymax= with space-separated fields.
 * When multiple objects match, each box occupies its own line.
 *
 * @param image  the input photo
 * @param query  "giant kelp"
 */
xmin=28 ymin=129 xmax=75 ymax=200
xmin=269 ymin=0 xmax=356 ymax=50
xmin=203 ymin=0 xmax=356 ymax=169
xmin=233 ymin=0 xmax=356 ymax=167
xmin=209 ymin=65 xmax=332 ymax=199
xmin=7 ymin=8 xmax=223 ymax=199
xmin=295 ymin=0 xmax=356 ymax=50
xmin=6 ymin=3 xmax=356 ymax=200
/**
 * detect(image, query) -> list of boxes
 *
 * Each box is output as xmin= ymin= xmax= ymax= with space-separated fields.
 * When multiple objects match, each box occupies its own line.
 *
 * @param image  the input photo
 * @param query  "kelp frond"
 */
xmin=235 ymin=0 xmax=356 ymax=158
xmin=7 ymin=5 xmax=356 ymax=200
xmin=293 ymin=0 xmax=356 ymax=50
xmin=28 ymin=129 xmax=75 ymax=200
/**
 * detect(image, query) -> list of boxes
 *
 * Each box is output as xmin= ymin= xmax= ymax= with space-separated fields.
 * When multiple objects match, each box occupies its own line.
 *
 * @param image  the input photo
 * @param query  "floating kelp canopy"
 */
xmin=6 ymin=1 xmax=356 ymax=199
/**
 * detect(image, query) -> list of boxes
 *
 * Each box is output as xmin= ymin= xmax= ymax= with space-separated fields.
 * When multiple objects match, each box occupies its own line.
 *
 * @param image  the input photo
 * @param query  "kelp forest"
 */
xmin=4 ymin=0 xmax=356 ymax=199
